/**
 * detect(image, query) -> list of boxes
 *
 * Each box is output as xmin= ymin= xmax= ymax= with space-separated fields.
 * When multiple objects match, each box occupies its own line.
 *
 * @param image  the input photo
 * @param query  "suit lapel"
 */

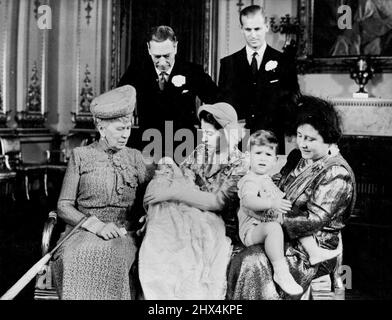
xmin=167 ymin=61 xmax=188 ymax=94
xmin=236 ymin=46 xmax=274 ymax=75
xmin=236 ymin=46 xmax=275 ymax=78
xmin=168 ymin=61 xmax=180 ymax=80
xmin=235 ymin=47 xmax=253 ymax=78
xmin=257 ymin=45 xmax=275 ymax=83
xmin=144 ymin=60 xmax=185 ymax=92
xmin=145 ymin=61 xmax=160 ymax=91
xmin=260 ymin=45 xmax=274 ymax=71
xmin=166 ymin=61 xmax=181 ymax=91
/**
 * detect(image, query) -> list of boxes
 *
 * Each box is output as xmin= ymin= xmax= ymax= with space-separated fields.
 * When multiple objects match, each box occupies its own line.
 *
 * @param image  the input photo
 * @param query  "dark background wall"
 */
xmin=130 ymin=0 xmax=206 ymax=66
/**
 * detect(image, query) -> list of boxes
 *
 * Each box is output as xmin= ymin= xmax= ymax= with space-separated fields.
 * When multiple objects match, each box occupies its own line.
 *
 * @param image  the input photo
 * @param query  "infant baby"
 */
xmin=155 ymin=157 xmax=195 ymax=187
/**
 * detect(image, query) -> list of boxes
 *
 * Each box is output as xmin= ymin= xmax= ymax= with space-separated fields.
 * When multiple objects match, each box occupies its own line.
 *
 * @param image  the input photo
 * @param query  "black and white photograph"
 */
xmin=0 ymin=0 xmax=391 ymax=307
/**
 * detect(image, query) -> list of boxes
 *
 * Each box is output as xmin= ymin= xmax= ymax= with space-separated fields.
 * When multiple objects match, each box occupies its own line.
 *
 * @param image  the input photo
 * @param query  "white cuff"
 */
xmin=82 ymin=216 xmax=105 ymax=234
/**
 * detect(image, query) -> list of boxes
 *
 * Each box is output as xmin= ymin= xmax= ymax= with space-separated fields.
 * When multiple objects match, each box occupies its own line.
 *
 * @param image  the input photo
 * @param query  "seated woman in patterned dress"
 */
xmin=139 ymin=102 xmax=249 ymax=300
xmin=52 ymin=85 xmax=154 ymax=300
xmin=226 ymin=95 xmax=356 ymax=300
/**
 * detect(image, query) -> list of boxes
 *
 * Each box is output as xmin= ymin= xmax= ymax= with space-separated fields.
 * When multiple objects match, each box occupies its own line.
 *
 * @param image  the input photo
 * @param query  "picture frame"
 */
xmin=296 ymin=0 xmax=392 ymax=73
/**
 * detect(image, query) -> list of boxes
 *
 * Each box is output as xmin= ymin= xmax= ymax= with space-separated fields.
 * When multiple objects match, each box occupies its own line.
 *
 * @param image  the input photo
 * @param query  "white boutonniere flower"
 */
xmin=172 ymin=75 xmax=186 ymax=87
xmin=265 ymin=60 xmax=278 ymax=72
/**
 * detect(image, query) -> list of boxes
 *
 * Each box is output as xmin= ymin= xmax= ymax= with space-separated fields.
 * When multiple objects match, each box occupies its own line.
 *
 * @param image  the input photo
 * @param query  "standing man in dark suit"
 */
xmin=218 ymin=5 xmax=299 ymax=151
xmin=118 ymin=25 xmax=218 ymax=160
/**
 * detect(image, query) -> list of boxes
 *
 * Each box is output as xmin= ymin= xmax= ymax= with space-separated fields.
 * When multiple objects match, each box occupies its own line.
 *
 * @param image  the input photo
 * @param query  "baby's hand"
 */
xmin=270 ymin=197 xmax=292 ymax=213
xmin=171 ymin=163 xmax=183 ymax=179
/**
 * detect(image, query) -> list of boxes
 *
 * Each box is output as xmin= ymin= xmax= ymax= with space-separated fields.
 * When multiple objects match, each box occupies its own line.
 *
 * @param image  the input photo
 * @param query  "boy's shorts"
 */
xmin=241 ymin=220 xmax=262 ymax=247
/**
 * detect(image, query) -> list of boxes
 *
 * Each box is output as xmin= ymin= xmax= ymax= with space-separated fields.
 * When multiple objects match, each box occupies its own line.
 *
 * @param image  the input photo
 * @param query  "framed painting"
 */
xmin=296 ymin=0 xmax=392 ymax=73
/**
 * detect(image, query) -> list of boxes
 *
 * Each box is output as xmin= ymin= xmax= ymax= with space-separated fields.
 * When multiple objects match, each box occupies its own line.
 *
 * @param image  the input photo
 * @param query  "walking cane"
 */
xmin=0 ymin=215 xmax=89 ymax=300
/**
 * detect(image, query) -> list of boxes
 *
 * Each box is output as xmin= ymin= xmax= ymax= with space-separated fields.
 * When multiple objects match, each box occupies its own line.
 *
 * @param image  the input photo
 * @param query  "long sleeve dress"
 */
xmin=138 ymin=144 xmax=249 ymax=299
xmin=226 ymin=149 xmax=356 ymax=300
xmin=51 ymin=141 xmax=152 ymax=300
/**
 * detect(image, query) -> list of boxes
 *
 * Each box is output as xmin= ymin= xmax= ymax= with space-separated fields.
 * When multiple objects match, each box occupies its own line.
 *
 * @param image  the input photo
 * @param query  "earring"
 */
xmin=328 ymin=144 xmax=339 ymax=156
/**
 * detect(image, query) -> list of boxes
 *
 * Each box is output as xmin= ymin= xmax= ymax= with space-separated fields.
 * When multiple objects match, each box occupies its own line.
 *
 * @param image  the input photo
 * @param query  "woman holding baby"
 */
xmin=226 ymin=95 xmax=356 ymax=299
xmin=139 ymin=102 xmax=249 ymax=299
xmin=140 ymin=95 xmax=356 ymax=300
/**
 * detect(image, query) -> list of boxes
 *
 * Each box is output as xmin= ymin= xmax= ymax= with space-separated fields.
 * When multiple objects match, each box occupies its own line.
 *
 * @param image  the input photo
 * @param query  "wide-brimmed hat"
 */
xmin=90 ymin=85 xmax=136 ymax=119
xmin=197 ymin=102 xmax=238 ymax=128
xmin=198 ymin=102 xmax=245 ymax=146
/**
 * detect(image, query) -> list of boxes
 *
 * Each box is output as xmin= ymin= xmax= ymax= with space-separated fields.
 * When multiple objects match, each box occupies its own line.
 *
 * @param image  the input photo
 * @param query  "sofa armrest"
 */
xmin=4 ymin=155 xmax=12 ymax=171
xmin=41 ymin=211 xmax=58 ymax=256
xmin=46 ymin=149 xmax=67 ymax=164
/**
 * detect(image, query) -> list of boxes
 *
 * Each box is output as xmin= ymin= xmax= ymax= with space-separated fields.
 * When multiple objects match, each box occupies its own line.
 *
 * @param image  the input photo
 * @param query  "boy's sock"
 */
xmin=271 ymin=258 xmax=303 ymax=296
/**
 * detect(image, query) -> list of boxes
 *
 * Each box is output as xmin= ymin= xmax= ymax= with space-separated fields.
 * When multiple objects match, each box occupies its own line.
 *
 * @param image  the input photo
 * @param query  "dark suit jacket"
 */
xmin=118 ymin=59 xmax=218 ymax=135
xmin=218 ymin=45 xmax=299 ymax=136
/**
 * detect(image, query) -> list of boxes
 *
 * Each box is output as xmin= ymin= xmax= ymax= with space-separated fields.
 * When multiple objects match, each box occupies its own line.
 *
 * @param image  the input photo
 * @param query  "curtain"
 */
xmin=130 ymin=0 xmax=207 ymax=67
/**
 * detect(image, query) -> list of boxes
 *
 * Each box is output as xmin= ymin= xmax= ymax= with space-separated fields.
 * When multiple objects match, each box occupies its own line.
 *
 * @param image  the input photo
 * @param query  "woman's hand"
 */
xmin=97 ymin=222 xmax=124 ymax=241
xmin=271 ymin=197 xmax=292 ymax=214
xmin=144 ymin=187 xmax=177 ymax=206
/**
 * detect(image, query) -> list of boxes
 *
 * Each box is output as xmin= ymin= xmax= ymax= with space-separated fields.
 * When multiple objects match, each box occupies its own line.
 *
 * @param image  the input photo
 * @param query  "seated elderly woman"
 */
xmin=226 ymin=95 xmax=356 ymax=300
xmin=52 ymin=85 xmax=153 ymax=300
xmin=138 ymin=102 xmax=249 ymax=300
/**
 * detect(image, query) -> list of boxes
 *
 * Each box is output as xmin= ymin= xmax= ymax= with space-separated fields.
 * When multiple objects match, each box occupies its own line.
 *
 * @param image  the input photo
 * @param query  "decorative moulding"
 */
xmin=332 ymin=98 xmax=392 ymax=137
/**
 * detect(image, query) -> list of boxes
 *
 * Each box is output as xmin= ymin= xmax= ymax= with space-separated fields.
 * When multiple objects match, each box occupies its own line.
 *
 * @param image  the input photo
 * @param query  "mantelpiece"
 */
xmin=333 ymin=99 xmax=392 ymax=298
xmin=331 ymin=98 xmax=392 ymax=137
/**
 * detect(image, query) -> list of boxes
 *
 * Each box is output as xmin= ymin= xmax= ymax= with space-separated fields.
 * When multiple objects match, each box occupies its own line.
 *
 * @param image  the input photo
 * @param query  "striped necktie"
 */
xmin=158 ymin=72 xmax=167 ymax=90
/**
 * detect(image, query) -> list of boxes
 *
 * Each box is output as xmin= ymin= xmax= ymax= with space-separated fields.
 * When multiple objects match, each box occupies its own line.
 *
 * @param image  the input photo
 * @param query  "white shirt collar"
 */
xmin=154 ymin=63 xmax=175 ymax=78
xmin=245 ymin=43 xmax=267 ymax=68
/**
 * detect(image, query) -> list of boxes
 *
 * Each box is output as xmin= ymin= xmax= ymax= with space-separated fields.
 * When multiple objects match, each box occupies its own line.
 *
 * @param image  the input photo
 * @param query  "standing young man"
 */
xmin=218 ymin=5 xmax=299 ymax=151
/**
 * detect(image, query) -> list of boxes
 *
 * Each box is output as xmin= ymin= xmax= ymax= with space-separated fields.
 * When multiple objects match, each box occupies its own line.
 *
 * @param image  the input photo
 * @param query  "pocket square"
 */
xmin=182 ymin=89 xmax=189 ymax=94
xmin=270 ymin=79 xmax=279 ymax=84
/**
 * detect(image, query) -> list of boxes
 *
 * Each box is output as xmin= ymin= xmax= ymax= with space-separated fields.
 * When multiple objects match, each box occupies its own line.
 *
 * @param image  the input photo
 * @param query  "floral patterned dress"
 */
xmin=181 ymin=144 xmax=250 ymax=243
xmin=52 ymin=141 xmax=152 ymax=300
xmin=138 ymin=144 xmax=249 ymax=299
xmin=226 ymin=149 xmax=356 ymax=300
